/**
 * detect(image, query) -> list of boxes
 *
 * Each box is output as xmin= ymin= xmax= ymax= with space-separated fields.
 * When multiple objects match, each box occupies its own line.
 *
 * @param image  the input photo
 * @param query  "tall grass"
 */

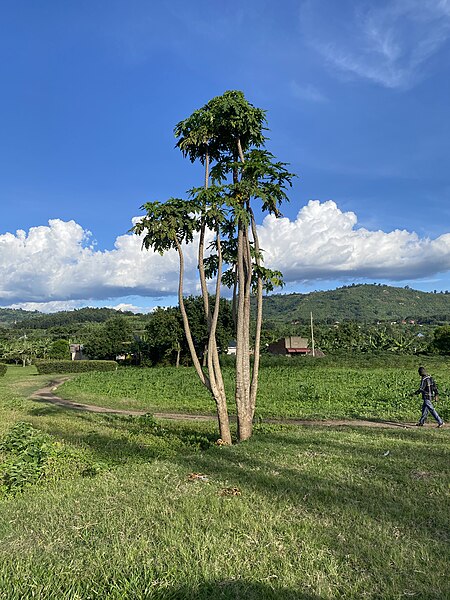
xmin=0 ymin=365 xmax=448 ymax=599
xmin=58 ymin=360 xmax=450 ymax=422
xmin=0 ymin=425 xmax=448 ymax=599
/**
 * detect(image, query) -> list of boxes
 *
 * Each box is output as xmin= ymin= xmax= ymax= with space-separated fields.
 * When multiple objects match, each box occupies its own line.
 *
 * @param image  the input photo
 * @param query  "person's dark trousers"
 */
xmin=419 ymin=399 xmax=443 ymax=425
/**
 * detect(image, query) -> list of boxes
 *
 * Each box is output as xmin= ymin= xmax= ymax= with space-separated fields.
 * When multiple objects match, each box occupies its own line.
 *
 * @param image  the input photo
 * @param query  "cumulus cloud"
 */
xmin=111 ymin=303 xmax=153 ymax=314
xmin=301 ymin=0 xmax=450 ymax=89
xmin=1 ymin=202 xmax=450 ymax=306
xmin=0 ymin=218 xmax=201 ymax=305
xmin=258 ymin=200 xmax=450 ymax=280
xmin=7 ymin=300 xmax=86 ymax=314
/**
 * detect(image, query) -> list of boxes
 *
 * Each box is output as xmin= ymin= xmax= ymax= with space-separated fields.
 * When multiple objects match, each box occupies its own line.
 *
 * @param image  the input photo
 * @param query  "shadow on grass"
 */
xmin=3 ymin=577 xmax=321 ymax=600
xmin=171 ymin=429 xmax=450 ymax=538
xmin=143 ymin=580 xmax=319 ymax=600
xmin=25 ymin=405 xmax=450 ymax=538
xmin=27 ymin=406 xmax=220 ymax=463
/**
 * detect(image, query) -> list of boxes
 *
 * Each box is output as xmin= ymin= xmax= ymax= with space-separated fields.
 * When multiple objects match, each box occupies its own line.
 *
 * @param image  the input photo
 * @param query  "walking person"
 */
xmin=414 ymin=367 xmax=444 ymax=428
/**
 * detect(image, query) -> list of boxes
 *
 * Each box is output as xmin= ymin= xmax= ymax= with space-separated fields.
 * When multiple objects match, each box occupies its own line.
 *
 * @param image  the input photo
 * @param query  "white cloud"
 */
xmin=7 ymin=300 xmax=85 ymax=314
xmin=111 ymin=303 xmax=153 ymax=314
xmin=258 ymin=200 xmax=450 ymax=281
xmin=302 ymin=0 xmax=450 ymax=89
xmin=0 ymin=218 xmax=201 ymax=305
xmin=2 ymin=204 xmax=450 ymax=306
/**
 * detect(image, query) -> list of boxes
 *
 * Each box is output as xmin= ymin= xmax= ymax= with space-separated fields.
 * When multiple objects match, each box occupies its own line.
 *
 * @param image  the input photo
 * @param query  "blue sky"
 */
xmin=1 ymin=0 xmax=450 ymax=312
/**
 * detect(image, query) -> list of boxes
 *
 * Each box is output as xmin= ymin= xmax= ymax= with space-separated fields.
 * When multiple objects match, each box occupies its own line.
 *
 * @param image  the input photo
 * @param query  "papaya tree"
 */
xmin=133 ymin=91 xmax=294 ymax=442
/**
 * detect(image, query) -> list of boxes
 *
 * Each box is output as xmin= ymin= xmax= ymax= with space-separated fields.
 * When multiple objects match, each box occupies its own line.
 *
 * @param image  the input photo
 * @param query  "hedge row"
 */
xmin=0 ymin=363 xmax=7 ymax=377
xmin=35 ymin=360 xmax=118 ymax=374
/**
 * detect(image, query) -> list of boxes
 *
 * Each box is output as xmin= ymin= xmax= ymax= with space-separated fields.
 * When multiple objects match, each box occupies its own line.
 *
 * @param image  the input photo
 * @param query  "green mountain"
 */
xmin=0 ymin=306 xmax=135 ymax=330
xmin=262 ymin=284 xmax=450 ymax=324
xmin=2 ymin=284 xmax=450 ymax=331
xmin=0 ymin=308 xmax=40 ymax=327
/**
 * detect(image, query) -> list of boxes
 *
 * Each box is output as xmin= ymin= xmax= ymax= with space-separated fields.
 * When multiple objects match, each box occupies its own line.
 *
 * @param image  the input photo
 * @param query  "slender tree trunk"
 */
xmin=249 ymin=209 xmax=263 ymax=414
xmin=235 ymin=220 xmax=253 ymax=439
xmin=198 ymin=218 xmax=209 ymax=370
xmin=198 ymin=154 xmax=211 ymax=372
xmin=174 ymin=238 xmax=209 ymax=388
xmin=234 ymin=139 xmax=255 ymax=441
xmin=235 ymin=219 xmax=248 ymax=440
xmin=195 ymin=149 xmax=231 ymax=444
xmin=207 ymin=234 xmax=232 ymax=444
xmin=239 ymin=221 xmax=253 ymax=440
xmin=232 ymin=266 xmax=238 ymax=331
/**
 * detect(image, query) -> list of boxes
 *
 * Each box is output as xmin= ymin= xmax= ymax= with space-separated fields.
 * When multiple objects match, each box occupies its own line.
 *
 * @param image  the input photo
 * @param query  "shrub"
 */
xmin=0 ymin=363 xmax=6 ymax=377
xmin=48 ymin=339 xmax=71 ymax=360
xmin=0 ymin=422 xmax=58 ymax=495
xmin=0 ymin=422 xmax=105 ymax=497
xmin=35 ymin=360 xmax=118 ymax=374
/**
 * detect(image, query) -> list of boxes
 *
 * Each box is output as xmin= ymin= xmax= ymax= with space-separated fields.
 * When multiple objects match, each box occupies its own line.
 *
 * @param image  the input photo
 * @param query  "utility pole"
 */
xmin=310 ymin=311 xmax=315 ymax=357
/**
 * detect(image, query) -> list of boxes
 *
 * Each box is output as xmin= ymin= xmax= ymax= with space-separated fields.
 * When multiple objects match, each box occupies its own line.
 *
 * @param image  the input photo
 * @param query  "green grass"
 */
xmin=57 ymin=361 xmax=450 ymax=423
xmin=0 ymin=365 xmax=449 ymax=599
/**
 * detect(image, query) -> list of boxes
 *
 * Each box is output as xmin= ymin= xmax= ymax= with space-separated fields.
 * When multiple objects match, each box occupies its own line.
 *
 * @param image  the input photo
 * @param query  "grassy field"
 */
xmin=0 ymin=364 xmax=449 ymax=599
xmin=57 ymin=358 xmax=450 ymax=423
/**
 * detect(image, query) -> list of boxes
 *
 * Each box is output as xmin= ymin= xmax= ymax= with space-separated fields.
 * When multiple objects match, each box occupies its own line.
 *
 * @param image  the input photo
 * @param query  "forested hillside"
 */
xmin=262 ymin=284 xmax=450 ymax=324
xmin=2 ymin=284 xmax=450 ymax=330
xmin=0 ymin=308 xmax=40 ymax=327
xmin=11 ymin=307 xmax=134 ymax=329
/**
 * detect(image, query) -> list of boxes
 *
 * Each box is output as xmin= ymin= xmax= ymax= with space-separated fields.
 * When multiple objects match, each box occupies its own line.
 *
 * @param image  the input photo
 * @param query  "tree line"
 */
xmin=3 ymin=305 xmax=450 ymax=368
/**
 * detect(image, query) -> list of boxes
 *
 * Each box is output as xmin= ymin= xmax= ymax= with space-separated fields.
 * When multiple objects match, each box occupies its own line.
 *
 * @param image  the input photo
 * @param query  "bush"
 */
xmin=0 ymin=422 xmax=105 ymax=497
xmin=48 ymin=339 xmax=71 ymax=360
xmin=35 ymin=360 xmax=118 ymax=374
xmin=0 ymin=422 xmax=60 ymax=495
xmin=0 ymin=363 xmax=6 ymax=377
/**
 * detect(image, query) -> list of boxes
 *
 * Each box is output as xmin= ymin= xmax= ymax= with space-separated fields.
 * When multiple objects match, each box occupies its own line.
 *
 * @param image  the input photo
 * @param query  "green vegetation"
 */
xmin=83 ymin=315 xmax=134 ymax=360
xmin=262 ymin=283 xmax=450 ymax=324
xmin=0 ymin=421 xmax=90 ymax=496
xmin=57 ymin=356 xmax=450 ymax=423
xmin=0 ymin=364 xmax=6 ymax=377
xmin=35 ymin=359 xmax=118 ymax=374
xmin=0 ymin=365 xmax=448 ymax=598
xmin=1 ymin=284 xmax=450 ymax=374
xmin=143 ymin=298 xmax=234 ymax=367
xmin=2 ymin=283 xmax=450 ymax=333
xmin=10 ymin=306 xmax=132 ymax=329
xmin=432 ymin=325 xmax=450 ymax=354
xmin=0 ymin=307 xmax=40 ymax=327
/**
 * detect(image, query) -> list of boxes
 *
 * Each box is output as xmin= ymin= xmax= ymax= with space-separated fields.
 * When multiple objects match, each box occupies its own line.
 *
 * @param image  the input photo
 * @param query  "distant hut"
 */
xmin=69 ymin=344 xmax=85 ymax=361
xmin=226 ymin=340 xmax=237 ymax=355
xmin=267 ymin=336 xmax=318 ymax=357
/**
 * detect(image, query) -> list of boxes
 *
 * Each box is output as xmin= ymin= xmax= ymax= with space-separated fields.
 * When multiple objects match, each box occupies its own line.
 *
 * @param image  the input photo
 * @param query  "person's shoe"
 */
xmin=415 ymin=422 xmax=424 ymax=426
xmin=437 ymin=422 xmax=445 ymax=428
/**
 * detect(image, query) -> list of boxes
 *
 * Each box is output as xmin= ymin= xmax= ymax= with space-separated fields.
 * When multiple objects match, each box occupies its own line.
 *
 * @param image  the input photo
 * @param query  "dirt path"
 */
xmin=30 ymin=378 xmax=423 ymax=429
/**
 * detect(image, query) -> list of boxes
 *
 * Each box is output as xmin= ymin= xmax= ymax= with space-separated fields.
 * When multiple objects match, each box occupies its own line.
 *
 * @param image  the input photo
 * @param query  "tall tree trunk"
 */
xmin=235 ymin=219 xmax=248 ymax=440
xmin=175 ymin=237 xmax=231 ymax=442
xmin=207 ymin=234 xmax=232 ymax=444
xmin=249 ymin=209 xmax=263 ymax=414
xmin=232 ymin=266 xmax=238 ymax=332
xmin=234 ymin=139 xmax=254 ymax=441
xmin=175 ymin=238 xmax=209 ymax=387
xmin=196 ymin=150 xmax=231 ymax=444
xmin=234 ymin=219 xmax=253 ymax=440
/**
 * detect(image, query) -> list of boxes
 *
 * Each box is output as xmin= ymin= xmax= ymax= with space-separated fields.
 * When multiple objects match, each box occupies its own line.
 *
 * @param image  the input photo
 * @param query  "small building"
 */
xmin=227 ymin=340 xmax=237 ymax=355
xmin=267 ymin=336 xmax=311 ymax=356
xmin=69 ymin=344 xmax=85 ymax=361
